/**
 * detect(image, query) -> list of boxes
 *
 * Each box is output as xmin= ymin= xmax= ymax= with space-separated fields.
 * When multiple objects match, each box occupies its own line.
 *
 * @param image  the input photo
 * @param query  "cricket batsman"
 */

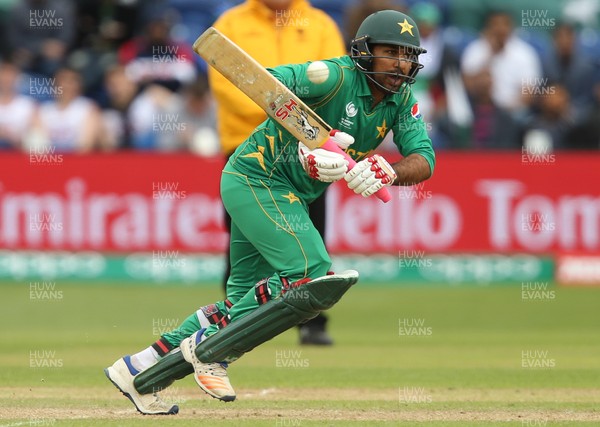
xmin=105 ymin=10 xmax=435 ymax=414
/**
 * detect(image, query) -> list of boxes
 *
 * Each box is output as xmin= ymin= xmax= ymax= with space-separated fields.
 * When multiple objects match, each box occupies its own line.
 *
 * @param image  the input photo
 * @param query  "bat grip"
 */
xmin=320 ymin=139 xmax=391 ymax=203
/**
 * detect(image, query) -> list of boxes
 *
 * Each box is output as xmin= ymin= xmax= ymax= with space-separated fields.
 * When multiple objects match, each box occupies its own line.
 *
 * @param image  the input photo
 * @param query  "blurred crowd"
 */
xmin=0 ymin=0 xmax=599 ymax=154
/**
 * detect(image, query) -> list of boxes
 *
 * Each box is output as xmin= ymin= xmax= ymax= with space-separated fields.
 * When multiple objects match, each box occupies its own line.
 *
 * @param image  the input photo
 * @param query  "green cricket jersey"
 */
xmin=226 ymin=55 xmax=435 ymax=204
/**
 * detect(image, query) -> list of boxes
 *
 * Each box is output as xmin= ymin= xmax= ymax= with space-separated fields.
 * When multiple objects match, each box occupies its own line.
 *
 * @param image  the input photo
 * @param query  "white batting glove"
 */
xmin=344 ymin=154 xmax=397 ymax=197
xmin=298 ymin=142 xmax=348 ymax=182
xmin=329 ymin=130 xmax=354 ymax=149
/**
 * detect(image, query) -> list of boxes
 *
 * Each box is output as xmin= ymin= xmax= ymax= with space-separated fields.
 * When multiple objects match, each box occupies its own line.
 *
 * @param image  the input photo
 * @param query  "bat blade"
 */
xmin=193 ymin=27 xmax=330 ymax=150
xmin=193 ymin=27 xmax=391 ymax=202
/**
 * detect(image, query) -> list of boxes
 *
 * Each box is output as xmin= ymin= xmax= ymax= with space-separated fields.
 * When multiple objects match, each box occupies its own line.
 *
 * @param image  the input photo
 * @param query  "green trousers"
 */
xmin=162 ymin=167 xmax=331 ymax=347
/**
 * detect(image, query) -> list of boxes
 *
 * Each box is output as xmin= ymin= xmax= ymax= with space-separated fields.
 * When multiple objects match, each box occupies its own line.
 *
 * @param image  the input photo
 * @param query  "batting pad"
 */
xmin=134 ymin=270 xmax=359 ymax=395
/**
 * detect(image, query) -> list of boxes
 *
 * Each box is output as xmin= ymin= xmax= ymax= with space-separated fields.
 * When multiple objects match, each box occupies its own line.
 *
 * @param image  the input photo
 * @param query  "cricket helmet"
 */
xmin=351 ymin=10 xmax=427 ymax=91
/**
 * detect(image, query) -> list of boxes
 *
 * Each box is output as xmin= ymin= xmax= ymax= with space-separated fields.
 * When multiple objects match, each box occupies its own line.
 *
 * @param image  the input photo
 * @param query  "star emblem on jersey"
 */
xmin=282 ymin=192 xmax=300 ymax=204
xmin=376 ymin=119 xmax=387 ymax=139
xmin=398 ymin=19 xmax=414 ymax=36
xmin=243 ymin=146 xmax=266 ymax=171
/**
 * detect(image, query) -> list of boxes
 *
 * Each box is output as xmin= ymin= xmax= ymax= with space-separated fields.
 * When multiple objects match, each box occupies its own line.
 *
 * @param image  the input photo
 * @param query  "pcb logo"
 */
xmin=411 ymin=103 xmax=421 ymax=120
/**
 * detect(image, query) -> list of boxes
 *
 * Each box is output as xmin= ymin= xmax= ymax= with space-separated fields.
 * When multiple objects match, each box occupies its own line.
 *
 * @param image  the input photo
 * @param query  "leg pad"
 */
xmin=134 ymin=270 xmax=358 ymax=394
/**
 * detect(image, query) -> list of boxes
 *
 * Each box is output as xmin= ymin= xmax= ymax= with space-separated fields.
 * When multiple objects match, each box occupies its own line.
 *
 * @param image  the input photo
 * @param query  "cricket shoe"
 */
xmin=180 ymin=330 xmax=236 ymax=402
xmin=104 ymin=356 xmax=179 ymax=415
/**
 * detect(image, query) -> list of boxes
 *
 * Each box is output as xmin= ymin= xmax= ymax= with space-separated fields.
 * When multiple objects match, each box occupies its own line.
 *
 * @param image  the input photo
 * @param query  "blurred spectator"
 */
xmin=127 ymin=84 xmax=185 ymax=151
xmin=75 ymin=0 xmax=148 ymax=51
xmin=567 ymin=81 xmax=600 ymax=149
xmin=177 ymin=75 xmax=219 ymax=156
xmin=98 ymin=64 xmax=140 ymax=150
xmin=344 ymin=0 xmax=405 ymax=47
xmin=466 ymin=68 xmax=520 ymax=149
xmin=448 ymin=0 xmax=563 ymax=33
xmin=521 ymin=83 xmax=576 ymax=151
xmin=446 ymin=0 xmax=489 ymax=31
xmin=67 ymin=0 xmax=152 ymax=99
xmin=562 ymin=0 xmax=600 ymax=29
xmin=38 ymin=66 xmax=101 ymax=152
xmin=6 ymin=0 xmax=76 ymax=77
xmin=0 ymin=59 xmax=39 ymax=150
xmin=117 ymin=6 xmax=196 ymax=92
xmin=167 ymin=0 xmax=239 ymax=56
xmin=309 ymin=0 xmax=347 ymax=30
xmin=409 ymin=1 xmax=460 ymax=148
xmin=543 ymin=21 xmax=596 ymax=123
xmin=0 ymin=1 xmax=16 ymax=60
xmin=461 ymin=8 xmax=542 ymax=112
xmin=411 ymin=2 xmax=447 ymax=82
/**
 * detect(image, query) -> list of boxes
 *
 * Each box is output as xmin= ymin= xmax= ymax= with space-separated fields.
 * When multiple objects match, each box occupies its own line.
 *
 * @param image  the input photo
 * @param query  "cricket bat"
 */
xmin=193 ymin=27 xmax=391 ymax=203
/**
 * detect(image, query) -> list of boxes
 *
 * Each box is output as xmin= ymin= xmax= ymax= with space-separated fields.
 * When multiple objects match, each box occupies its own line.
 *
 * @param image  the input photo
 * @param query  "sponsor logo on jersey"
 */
xmin=411 ymin=103 xmax=421 ymax=120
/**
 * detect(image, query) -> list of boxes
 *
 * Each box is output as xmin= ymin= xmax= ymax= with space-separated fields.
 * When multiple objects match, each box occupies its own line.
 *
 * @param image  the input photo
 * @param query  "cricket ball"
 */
xmin=307 ymin=61 xmax=329 ymax=84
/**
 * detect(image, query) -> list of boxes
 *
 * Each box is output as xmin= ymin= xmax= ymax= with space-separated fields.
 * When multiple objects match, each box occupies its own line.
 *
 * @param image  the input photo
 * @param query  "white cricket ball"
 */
xmin=307 ymin=61 xmax=329 ymax=84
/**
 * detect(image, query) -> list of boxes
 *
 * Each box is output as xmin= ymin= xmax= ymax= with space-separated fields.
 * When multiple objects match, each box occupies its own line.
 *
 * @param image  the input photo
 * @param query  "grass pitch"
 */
xmin=1 ymin=280 xmax=599 ymax=426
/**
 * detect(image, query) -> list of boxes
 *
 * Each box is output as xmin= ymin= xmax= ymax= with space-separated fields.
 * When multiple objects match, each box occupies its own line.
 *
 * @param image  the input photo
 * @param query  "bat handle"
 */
xmin=321 ymin=139 xmax=391 ymax=203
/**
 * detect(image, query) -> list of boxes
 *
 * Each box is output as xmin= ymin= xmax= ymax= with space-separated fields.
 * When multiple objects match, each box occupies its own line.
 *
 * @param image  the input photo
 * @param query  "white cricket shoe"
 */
xmin=180 ymin=330 xmax=236 ymax=402
xmin=104 ymin=356 xmax=179 ymax=415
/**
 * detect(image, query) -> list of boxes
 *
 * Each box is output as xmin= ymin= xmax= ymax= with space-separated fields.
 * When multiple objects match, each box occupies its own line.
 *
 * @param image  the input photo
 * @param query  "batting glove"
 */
xmin=344 ymin=154 xmax=397 ymax=197
xmin=329 ymin=130 xmax=354 ymax=149
xmin=298 ymin=142 xmax=348 ymax=182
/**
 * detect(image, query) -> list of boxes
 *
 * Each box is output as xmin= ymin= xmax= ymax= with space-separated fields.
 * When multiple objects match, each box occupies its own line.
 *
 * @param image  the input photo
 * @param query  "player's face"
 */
xmin=370 ymin=44 xmax=415 ymax=92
